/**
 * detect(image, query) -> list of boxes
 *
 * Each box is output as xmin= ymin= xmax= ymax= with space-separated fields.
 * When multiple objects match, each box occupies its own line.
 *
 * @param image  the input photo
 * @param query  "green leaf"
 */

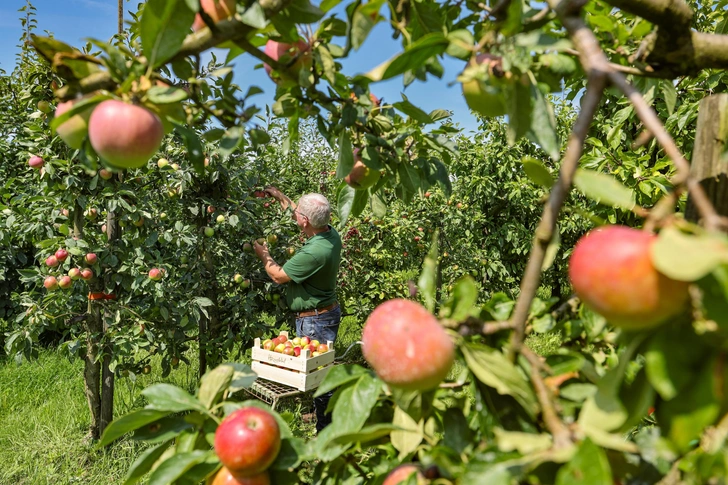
xmin=146 ymin=86 xmax=188 ymax=104
xmin=140 ymin=0 xmax=195 ymax=67
xmin=371 ymin=192 xmax=387 ymax=217
xmin=645 ymin=323 xmax=704 ymax=400
xmin=99 ymin=409 xmax=170 ymax=446
xmin=443 ymin=408 xmax=472 ymax=454
xmin=228 ymin=363 xmax=258 ymax=394
xmin=286 ymin=0 xmax=324 ymax=23
xmin=331 ymin=374 xmax=381 ymax=434
xmin=500 ymin=0 xmax=523 ymax=36
xmin=658 ymin=354 xmax=722 ymax=452
xmin=397 ymin=164 xmax=421 ymax=196
xmin=219 ymin=126 xmax=246 ymax=160
xmin=521 ymin=157 xmax=553 ymax=188
xmin=390 ymin=406 xmax=423 ymax=456
xmin=239 ymin=3 xmax=268 ymax=29
xmin=494 ymin=428 xmax=552 ymax=454
xmin=393 ymin=94 xmax=432 ymax=124
xmin=147 ymin=450 xmax=215 ymax=485
xmin=315 ymin=365 xmax=370 ymax=397
xmin=461 ymin=343 xmax=539 ymax=417
xmin=351 ymin=189 xmax=369 ymax=219
xmin=198 ymin=364 xmax=234 ymax=409
xmin=418 ymin=230 xmax=439 ymax=313
xmin=337 ymin=183 xmax=356 ymax=226
xmin=369 ymin=33 xmax=449 ymax=81
xmin=335 ymin=131 xmax=354 ymax=179
xmin=329 ymin=423 xmax=400 ymax=445
xmin=440 ymin=276 xmax=478 ymax=321
xmin=528 ymin=82 xmax=560 ymax=160
xmin=132 ymin=416 xmax=195 ymax=443
xmin=350 ymin=9 xmax=376 ymax=51
xmin=446 ymin=29 xmax=474 ymax=60
xmin=123 ymin=441 xmax=173 ymax=485
xmin=142 ymin=384 xmax=208 ymax=414
xmin=573 ymin=168 xmax=635 ymax=210
xmin=269 ymin=436 xmax=306 ymax=471
xmin=651 ymin=227 xmax=728 ymax=281
xmin=505 ymin=81 xmax=531 ymax=144
xmin=555 ymin=438 xmax=613 ymax=485
xmin=661 ymin=79 xmax=677 ymax=116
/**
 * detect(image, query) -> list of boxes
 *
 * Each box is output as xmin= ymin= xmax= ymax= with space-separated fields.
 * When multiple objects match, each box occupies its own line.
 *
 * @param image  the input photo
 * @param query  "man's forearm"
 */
xmin=262 ymin=254 xmax=291 ymax=284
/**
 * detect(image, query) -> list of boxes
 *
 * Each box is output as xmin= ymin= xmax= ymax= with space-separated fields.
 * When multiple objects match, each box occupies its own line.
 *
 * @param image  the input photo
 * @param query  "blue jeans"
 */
xmin=295 ymin=304 xmax=341 ymax=432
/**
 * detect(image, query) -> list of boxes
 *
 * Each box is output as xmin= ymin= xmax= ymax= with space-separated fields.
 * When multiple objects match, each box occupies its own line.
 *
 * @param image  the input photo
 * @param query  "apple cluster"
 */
xmin=211 ymin=406 xmax=281 ymax=485
xmin=43 ymin=249 xmax=96 ymax=291
xmin=261 ymin=332 xmax=329 ymax=358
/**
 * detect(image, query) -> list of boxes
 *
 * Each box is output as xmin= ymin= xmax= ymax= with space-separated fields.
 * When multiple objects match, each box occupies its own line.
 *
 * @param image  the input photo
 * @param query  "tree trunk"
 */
xmin=686 ymin=94 xmax=728 ymax=222
xmin=75 ymin=201 xmax=101 ymax=440
xmin=100 ymin=205 xmax=120 ymax=436
xmin=118 ymin=0 xmax=123 ymax=35
xmin=198 ymin=203 xmax=221 ymax=377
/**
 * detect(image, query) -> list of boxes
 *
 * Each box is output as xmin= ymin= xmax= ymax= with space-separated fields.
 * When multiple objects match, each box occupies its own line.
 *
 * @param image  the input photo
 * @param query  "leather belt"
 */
xmin=296 ymin=302 xmax=338 ymax=318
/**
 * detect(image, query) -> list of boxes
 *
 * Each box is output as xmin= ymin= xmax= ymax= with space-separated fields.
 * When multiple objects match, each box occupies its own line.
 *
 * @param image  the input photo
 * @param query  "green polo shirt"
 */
xmin=282 ymin=226 xmax=342 ymax=312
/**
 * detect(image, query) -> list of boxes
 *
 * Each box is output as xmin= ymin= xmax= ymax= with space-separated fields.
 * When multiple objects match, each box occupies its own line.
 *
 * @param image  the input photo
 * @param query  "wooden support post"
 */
xmin=686 ymin=94 xmax=728 ymax=222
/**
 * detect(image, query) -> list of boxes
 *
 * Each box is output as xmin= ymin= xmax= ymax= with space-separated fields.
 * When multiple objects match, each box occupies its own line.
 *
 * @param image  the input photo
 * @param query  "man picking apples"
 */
xmin=254 ymin=188 xmax=341 ymax=433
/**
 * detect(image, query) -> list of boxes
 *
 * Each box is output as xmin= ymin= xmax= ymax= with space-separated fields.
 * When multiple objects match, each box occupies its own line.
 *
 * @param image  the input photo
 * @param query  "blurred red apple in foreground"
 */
xmin=363 ymin=299 xmax=454 ymax=390
xmin=569 ymin=225 xmax=689 ymax=329
xmin=89 ymin=100 xmax=163 ymax=169
xmin=192 ymin=0 xmax=236 ymax=31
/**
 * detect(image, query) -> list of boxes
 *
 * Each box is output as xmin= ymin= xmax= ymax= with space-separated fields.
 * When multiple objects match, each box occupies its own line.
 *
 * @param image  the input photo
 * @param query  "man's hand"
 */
xmin=264 ymin=186 xmax=284 ymax=200
xmin=253 ymin=240 xmax=269 ymax=260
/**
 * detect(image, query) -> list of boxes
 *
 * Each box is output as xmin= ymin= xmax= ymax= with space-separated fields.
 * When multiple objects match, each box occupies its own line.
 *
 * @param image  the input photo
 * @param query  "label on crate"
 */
xmin=267 ymin=354 xmax=290 ymax=365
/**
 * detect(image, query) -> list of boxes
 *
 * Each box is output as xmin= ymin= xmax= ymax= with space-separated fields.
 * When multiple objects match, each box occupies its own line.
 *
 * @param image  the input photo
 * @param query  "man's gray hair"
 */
xmin=297 ymin=193 xmax=331 ymax=228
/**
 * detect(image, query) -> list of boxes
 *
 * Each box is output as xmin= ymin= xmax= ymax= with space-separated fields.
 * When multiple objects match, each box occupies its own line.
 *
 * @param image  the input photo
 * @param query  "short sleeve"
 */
xmin=282 ymin=250 xmax=324 ymax=284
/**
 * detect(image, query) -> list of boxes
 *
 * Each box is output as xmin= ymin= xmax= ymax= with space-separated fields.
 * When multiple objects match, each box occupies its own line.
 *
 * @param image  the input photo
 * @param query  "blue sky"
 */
xmin=0 ymin=0 xmax=481 ymax=132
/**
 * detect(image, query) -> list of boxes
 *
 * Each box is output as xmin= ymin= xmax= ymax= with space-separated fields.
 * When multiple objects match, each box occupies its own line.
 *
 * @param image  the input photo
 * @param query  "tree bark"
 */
xmin=75 ymin=201 xmax=101 ymax=439
xmin=686 ymin=94 xmax=728 ymax=222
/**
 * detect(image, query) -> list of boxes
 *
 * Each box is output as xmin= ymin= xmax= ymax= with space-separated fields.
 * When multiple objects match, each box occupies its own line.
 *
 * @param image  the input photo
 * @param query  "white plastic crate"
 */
xmin=251 ymin=331 xmax=335 ymax=391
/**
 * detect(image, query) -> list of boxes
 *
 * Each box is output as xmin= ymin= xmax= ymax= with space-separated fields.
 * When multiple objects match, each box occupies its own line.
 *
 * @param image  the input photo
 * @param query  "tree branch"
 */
xmin=507 ymin=7 xmax=608 ymax=359
xmin=602 ymin=0 xmax=693 ymax=30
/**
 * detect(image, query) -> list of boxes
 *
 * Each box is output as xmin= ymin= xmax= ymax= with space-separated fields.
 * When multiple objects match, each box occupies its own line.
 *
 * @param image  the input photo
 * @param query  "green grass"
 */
xmin=0 ymin=349 xmax=202 ymax=485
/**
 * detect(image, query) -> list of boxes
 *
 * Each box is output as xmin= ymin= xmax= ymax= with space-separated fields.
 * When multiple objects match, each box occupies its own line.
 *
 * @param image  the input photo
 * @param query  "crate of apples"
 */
xmin=251 ymin=331 xmax=335 ymax=391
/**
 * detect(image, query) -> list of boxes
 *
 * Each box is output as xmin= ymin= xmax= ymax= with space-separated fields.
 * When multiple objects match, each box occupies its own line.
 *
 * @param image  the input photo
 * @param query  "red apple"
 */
xmin=306 ymin=344 xmax=317 ymax=354
xmin=68 ymin=268 xmax=82 ymax=280
xmin=383 ymin=465 xmax=426 ymax=485
xmin=274 ymin=343 xmax=286 ymax=353
xmin=60 ymin=209 xmax=70 ymax=217
xmin=283 ymin=347 xmax=294 ymax=356
xmin=271 ymin=337 xmax=281 ymax=346
xmin=277 ymin=334 xmax=287 ymax=343
xmin=88 ymin=100 xmax=163 ymax=169
xmin=86 ymin=208 xmax=98 ymax=220
xmin=37 ymin=100 xmax=52 ymax=113
xmin=207 ymin=206 xmax=216 ymax=214
xmin=310 ymin=339 xmax=320 ymax=347
xmin=134 ymin=217 xmax=145 ymax=227
xmin=263 ymin=39 xmax=312 ymax=86
xmin=263 ymin=339 xmax=274 ymax=351
xmin=209 ymin=467 xmax=270 ymax=485
xmin=98 ymin=168 xmax=113 ymax=180
xmin=234 ymin=274 xmax=244 ymax=284
xmin=214 ymin=407 xmax=281 ymax=477
xmin=28 ymin=155 xmax=44 ymax=169
xmin=192 ymin=0 xmax=236 ymax=31
xmin=149 ymin=268 xmax=162 ymax=281
xmin=45 ymin=255 xmax=59 ymax=267
xmin=363 ymin=299 xmax=454 ymax=390
xmin=300 ymin=336 xmax=310 ymax=345
xmin=317 ymin=344 xmax=329 ymax=353
xmin=243 ymin=242 xmax=253 ymax=253
xmin=54 ymin=248 xmax=68 ymax=262
xmin=44 ymin=276 xmax=58 ymax=290
xmin=293 ymin=346 xmax=301 ymax=357
xmin=569 ymin=225 xmax=690 ymax=329
xmin=54 ymin=99 xmax=92 ymax=149
xmin=58 ymin=275 xmax=73 ymax=289
xmin=80 ymin=268 xmax=93 ymax=281
xmin=241 ymin=279 xmax=251 ymax=289
xmin=85 ymin=253 xmax=98 ymax=265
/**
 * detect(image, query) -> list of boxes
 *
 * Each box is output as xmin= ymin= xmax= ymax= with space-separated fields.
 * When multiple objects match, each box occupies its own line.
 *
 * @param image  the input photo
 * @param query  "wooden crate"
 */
xmin=251 ymin=331 xmax=335 ymax=391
